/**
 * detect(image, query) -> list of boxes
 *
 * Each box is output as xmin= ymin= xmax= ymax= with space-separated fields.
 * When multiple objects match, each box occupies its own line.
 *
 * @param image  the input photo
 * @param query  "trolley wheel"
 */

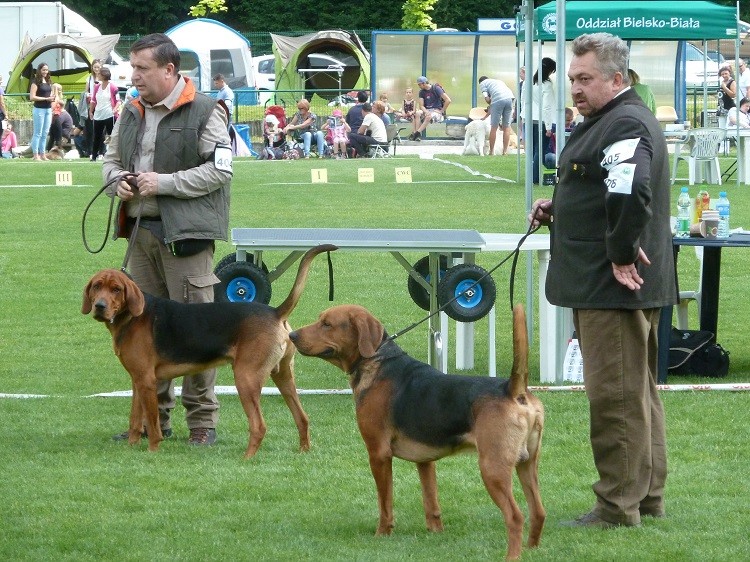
xmin=437 ymin=264 xmax=496 ymax=323
xmin=215 ymin=261 xmax=272 ymax=304
xmin=214 ymin=253 xmax=268 ymax=275
xmin=407 ymin=255 xmax=448 ymax=311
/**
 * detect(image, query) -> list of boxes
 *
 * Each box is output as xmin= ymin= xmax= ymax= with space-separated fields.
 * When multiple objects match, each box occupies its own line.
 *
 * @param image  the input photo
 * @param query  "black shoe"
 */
xmin=408 ymin=132 xmax=416 ymax=141
xmin=414 ymin=131 xmax=422 ymax=141
xmin=188 ymin=428 xmax=217 ymax=446
xmin=560 ymin=511 xmax=633 ymax=529
xmin=112 ymin=427 xmax=173 ymax=441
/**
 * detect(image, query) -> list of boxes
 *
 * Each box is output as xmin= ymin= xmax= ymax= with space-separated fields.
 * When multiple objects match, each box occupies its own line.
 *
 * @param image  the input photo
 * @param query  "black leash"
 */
xmin=388 ymin=220 xmax=542 ymax=342
xmin=82 ymin=173 xmax=143 ymax=271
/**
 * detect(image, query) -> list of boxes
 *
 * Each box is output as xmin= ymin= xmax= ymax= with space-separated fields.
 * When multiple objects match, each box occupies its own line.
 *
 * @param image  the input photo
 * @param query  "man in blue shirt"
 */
xmin=213 ymin=74 xmax=235 ymax=124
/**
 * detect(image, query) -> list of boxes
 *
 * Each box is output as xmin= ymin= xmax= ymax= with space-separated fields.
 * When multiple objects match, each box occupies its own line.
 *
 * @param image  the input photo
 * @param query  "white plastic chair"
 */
xmin=676 ymin=246 xmax=703 ymax=330
xmin=674 ymin=127 xmax=726 ymax=185
xmin=656 ymin=105 xmax=678 ymax=126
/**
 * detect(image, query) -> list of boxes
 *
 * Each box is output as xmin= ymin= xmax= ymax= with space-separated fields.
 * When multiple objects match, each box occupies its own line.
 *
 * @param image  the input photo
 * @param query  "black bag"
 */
xmin=668 ymin=327 xmax=730 ymax=378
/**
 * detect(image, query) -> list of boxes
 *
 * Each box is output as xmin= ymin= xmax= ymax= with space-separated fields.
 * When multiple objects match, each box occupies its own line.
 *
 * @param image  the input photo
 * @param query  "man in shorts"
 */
xmin=478 ymin=75 xmax=514 ymax=155
xmin=410 ymin=76 xmax=451 ymax=141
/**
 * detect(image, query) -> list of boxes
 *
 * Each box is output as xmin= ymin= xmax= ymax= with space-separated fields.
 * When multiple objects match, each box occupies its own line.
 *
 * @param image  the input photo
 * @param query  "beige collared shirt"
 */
xmin=103 ymin=76 xmax=230 ymax=218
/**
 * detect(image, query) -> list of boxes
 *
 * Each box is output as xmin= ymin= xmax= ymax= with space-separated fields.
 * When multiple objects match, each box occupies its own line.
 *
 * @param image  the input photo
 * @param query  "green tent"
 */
xmin=519 ymin=1 xmax=738 ymax=42
xmin=271 ymin=30 xmax=370 ymax=108
xmin=6 ymin=33 xmax=120 ymax=96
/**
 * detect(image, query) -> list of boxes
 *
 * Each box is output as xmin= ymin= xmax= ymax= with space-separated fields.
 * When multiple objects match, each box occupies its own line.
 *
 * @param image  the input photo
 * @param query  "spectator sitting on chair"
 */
xmin=410 ymin=76 xmax=451 ymax=141
xmin=345 ymin=90 xmax=369 ymax=131
xmin=284 ymin=99 xmax=325 ymax=158
xmin=726 ymin=97 xmax=750 ymax=129
xmin=372 ymin=100 xmax=391 ymax=125
xmin=348 ymin=102 xmax=387 ymax=157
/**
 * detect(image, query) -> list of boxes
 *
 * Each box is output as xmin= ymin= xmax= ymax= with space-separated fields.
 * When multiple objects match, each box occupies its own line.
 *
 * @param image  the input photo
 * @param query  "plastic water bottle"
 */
xmin=717 ymin=191 xmax=730 ymax=239
xmin=677 ymin=187 xmax=691 ymax=238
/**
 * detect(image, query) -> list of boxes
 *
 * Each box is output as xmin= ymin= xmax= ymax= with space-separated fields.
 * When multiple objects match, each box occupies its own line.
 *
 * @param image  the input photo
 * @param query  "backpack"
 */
xmin=668 ymin=327 xmax=730 ymax=378
xmin=432 ymin=83 xmax=448 ymax=108
xmin=65 ymin=97 xmax=81 ymax=128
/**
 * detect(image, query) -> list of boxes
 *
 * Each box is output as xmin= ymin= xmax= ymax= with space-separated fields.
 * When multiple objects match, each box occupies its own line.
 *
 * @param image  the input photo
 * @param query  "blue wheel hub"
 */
xmin=226 ymin=277 xmax=257 ymax=302
xmin=454 ymin=280 xmax=482 ymax=309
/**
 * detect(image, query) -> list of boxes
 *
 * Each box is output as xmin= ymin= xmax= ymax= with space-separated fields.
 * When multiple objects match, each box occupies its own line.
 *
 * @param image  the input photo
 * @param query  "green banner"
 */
xmin=518 ymin=1 xmax=738 ymax=42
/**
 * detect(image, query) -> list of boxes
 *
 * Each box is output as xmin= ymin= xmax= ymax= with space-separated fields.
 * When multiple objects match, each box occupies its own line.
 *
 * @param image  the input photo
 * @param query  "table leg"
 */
xmin=699 ymin=247 xmax=721 ymax=338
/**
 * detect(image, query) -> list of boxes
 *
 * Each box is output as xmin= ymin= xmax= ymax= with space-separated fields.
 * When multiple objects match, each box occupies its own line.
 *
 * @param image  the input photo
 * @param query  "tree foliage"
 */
xmin=70 ymin=0 xmax=748 ymax=38
xmin=401 ymin=0 xmax=438 ymax=31
xmin=188 ymin=0 xmax=228 ymax=18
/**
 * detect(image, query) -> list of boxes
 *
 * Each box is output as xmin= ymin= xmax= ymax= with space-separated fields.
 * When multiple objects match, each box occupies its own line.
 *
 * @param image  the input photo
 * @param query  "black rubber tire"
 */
xmin=407 ymin=255 xmax=448 ymax=311
xmin=215 ymin=261 xmax=272 ymax=304
xmin=437 ymin=264 xmax=496 ymax=323
xmin=214 ymin=253 xmax=268 ymax=275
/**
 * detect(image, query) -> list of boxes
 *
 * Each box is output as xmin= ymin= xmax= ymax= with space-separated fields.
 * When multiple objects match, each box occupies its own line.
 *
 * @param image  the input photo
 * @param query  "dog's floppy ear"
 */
xmin=122 ymin=275 xmax=145 ymax=317
xmin=353 ymin=310 xmax=384 ymax=359
xmin=81 ymin=278 xmax=95 ymax=314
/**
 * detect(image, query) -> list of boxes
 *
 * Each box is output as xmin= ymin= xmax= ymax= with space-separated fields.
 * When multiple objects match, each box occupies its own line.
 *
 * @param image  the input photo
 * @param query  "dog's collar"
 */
xmin=348 ymin=338 xmax=405 ymax=375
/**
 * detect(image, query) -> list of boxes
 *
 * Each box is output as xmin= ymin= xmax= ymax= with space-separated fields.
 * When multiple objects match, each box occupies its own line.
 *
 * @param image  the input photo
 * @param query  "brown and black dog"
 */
xmin=82 ymin=244 xmax=336 ymax=459
xmin=289 ymin=304 xmax=545 ymax=560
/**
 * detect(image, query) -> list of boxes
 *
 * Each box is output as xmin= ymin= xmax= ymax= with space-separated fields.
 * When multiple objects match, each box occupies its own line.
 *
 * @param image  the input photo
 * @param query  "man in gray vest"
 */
xmin=103 ymin=33 xmax=232 ymax=446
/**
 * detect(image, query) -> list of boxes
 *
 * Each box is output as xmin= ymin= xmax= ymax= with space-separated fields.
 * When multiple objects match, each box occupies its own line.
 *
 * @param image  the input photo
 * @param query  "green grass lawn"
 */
xmin=0 ymin=155 xmax=748 ymax=560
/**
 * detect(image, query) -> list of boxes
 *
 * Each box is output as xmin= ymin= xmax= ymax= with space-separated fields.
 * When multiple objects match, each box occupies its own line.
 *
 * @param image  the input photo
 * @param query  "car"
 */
xmin=685 ymin=43 xmax=719 ymax=88
xmin=252 ymin=54 xmax=276 ymax=105
xmin=105 ymin=50 xmax=132 ymax=91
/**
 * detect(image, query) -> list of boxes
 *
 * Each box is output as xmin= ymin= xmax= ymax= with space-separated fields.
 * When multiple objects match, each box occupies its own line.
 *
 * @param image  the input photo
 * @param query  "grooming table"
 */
xmin=231 ymin=228 xmax=566 ymax=382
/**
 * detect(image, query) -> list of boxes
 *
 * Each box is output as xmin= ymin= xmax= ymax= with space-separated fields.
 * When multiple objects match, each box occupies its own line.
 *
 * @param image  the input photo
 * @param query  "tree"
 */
xmin=188 ymin=0 xmax=228 ymax=18
xmin=402 ymin=0 xmax=438 ymax=31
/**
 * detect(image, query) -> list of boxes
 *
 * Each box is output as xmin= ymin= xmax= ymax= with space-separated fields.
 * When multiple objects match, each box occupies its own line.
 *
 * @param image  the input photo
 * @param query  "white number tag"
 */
xmin=214 ymin=145 xmax=233 ymax=173
xmin=601 ymin=138 xmax=640 ymax=171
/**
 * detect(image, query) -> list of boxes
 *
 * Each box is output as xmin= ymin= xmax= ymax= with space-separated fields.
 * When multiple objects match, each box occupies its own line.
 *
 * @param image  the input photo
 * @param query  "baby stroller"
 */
xmin=258 ymin=105 xmax=288 ymax=160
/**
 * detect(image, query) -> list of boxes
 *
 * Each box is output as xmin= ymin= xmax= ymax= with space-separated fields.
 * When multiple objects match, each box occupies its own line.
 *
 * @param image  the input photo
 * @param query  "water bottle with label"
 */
xmin=676 ymin=187 xmax=691 ymax=238
xmin=716 ymin=191 xmax=730 ymax=239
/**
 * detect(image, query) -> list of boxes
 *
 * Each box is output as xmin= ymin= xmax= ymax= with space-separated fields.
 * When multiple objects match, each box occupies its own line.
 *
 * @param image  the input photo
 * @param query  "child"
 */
xmin=379 ymin=92 xmax=395 ymax=115
xmin=323 ymin=109 xmax=350 ymax=159
xmin=396 ymin=87 xmax=417 ymax=122
xmin=1 ymin=122 xmax=18 ymax=158
xmin=264 ymin=114 xmax=284 ymax=147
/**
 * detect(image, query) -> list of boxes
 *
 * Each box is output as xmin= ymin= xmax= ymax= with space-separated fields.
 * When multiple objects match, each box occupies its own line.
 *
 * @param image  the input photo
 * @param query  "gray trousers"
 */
xmin=127 ymin=227 xmax=219 ymax=430
xmin=574 ymin=308 xmax=667 ymax=526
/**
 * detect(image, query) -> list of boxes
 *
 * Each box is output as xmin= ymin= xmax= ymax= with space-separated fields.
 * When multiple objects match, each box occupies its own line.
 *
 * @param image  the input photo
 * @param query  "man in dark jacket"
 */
xmin=530 ymin=33 xmax=676 ymax=529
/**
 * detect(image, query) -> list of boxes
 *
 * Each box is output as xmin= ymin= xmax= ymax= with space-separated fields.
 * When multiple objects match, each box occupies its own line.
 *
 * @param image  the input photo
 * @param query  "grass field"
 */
xmin=0 ymin=155 xmax=748 ymax=560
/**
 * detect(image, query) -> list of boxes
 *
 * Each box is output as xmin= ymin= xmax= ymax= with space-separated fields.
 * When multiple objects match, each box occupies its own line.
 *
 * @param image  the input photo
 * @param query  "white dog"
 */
xmin=463 ymin=119 xmax=487 ymax=156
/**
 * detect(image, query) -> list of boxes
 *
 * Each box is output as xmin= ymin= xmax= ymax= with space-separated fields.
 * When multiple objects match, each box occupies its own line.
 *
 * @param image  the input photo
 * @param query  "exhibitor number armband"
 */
xmin=214 ymin=143 xmax=233 ymax=174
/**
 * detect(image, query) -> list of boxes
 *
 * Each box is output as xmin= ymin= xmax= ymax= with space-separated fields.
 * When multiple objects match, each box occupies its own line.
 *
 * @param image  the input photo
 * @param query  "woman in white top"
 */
xmin=531 ymin=57 xmax=556 ymax=184
xmin=88 ymin=66 xmax=119 ymax=161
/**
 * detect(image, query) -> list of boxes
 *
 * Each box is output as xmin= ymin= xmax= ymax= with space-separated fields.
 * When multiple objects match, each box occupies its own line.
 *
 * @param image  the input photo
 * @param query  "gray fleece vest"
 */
xmin=117 ymin=92 xmax=229 ymax=243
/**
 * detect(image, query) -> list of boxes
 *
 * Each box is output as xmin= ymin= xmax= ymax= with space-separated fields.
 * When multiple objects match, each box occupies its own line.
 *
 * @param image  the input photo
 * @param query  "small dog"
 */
xmin=82 ymin=244 xmax=336 ymax=458
xmin=289 ymin=304 xmax=545 ymax=560
xmin=46 ymin=146 xmax=66 ymax=160
xmin=462 ymin=118 xmax=487 ymax=156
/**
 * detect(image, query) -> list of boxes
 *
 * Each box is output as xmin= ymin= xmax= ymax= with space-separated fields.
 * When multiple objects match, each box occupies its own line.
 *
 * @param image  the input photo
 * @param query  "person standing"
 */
xmin=718 ymin=66 xmax=737 ymax=129
xmin=737 ymin=59 xmax=750 ymax=100
xmin=478 ymin=75 xmax=514 ymax=155
xmin=0 ymin=74 xmax=8 ymax=126
xmin=103 ymin=33 xmax=232 ymax=446
xmin=530 ymin=32 xmax=676 ymax=528
xmin=213 ymin=73 xmax=234 ymax=124
xmin=627 ymin=69 xmax=656 ymax=114
xmin=89 ymin=66 xmax=120 ymax=161
xmin=29 ymin=62 xmax=55 ymax=161
xmin=531 ymin=57 xmax=556 ymax=183
xmin=80 ymin=59 xmax=103 ymax=157
xmin=411 ymin=76 xmax=451 ymax=141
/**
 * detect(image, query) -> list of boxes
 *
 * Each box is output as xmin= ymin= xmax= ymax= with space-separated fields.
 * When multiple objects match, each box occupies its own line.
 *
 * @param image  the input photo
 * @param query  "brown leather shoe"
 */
xmin=560 ymin=511 xmax=628 ymax=529
xmin=188 ymin=428 xmax=217 ymax=446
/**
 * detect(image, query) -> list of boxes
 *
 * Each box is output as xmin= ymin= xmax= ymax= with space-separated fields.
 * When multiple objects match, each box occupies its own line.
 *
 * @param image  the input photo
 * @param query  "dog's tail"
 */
xmin=275 ymin=244 xmax=338 ymax=320
xmin=509 ymin=303 xmax=529 ymax=398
